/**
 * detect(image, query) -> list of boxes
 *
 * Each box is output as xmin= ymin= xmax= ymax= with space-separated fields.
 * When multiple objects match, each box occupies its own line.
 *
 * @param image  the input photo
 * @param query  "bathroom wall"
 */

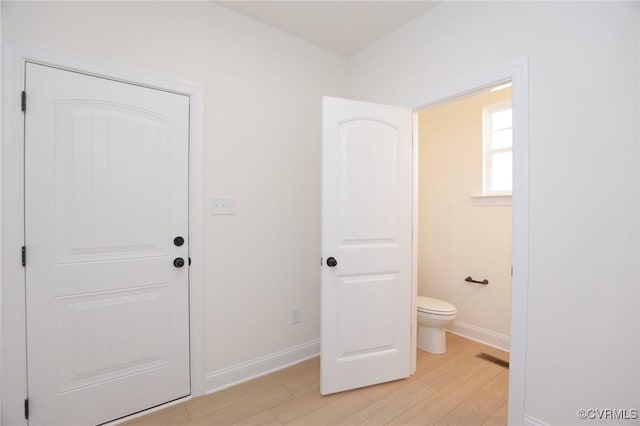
xmin=348 ymin=2 xmax=639 ymax=424
xmin=1 ymin=0 xmax=347 ymax=388
xmin=418 ymin=87 xmax=512 ymax=345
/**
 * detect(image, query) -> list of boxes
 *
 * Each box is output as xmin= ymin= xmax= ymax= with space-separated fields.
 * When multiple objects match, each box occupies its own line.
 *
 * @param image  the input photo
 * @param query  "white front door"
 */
xmin=321 ymin=96 xmax=413 ymax=395
xmin=25 ymin=63 xmax=190 ymax=425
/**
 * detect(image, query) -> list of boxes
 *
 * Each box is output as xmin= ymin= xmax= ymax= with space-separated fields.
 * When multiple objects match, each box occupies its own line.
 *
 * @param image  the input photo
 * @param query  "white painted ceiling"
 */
xmin=216 ymin=1 xmax=439 ymax=57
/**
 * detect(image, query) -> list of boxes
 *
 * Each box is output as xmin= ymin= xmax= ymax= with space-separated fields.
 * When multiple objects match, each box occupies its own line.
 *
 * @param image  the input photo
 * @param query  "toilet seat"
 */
xmin=417 ymin=296 xmax=457 ymax=315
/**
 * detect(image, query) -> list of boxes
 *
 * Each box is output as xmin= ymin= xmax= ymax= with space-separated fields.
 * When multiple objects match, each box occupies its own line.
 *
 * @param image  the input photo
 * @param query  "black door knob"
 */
xmin=174 ymin=257 xmax=185 ymax=268
xmin=326 ymin=257 xmax=338 ymax=267
xmin=174 ymin=236 xmax=185 ymax=246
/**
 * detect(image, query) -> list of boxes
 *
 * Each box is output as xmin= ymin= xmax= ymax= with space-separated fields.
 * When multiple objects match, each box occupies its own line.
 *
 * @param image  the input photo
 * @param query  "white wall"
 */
xmin=349 ymin=2 xmax=639 ymax=424
xmin=1 ymin=0 xmax=347 ymax=379
xmin=418 ymin=88 xmax=512 ymax=340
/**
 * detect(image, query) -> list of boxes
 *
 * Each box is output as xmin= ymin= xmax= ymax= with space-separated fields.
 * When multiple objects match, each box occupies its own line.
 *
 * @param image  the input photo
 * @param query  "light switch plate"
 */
xmin=209 ymin=197 xmax=235 ymax=215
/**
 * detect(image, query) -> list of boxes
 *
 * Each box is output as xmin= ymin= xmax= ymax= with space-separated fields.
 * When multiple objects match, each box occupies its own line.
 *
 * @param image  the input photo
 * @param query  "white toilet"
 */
xmin=417 ymin=296 xmax=458 ymax=354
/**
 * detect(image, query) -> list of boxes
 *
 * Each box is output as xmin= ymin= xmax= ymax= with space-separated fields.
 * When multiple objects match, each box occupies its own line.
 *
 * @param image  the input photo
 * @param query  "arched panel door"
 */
xmin=25 ymin=63 xmax=190 ymax=425
xmin=321 ymin=96 xmax=413 ymax=395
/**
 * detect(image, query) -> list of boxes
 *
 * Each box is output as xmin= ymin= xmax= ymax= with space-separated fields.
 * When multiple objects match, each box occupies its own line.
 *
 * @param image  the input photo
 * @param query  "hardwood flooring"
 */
xmin=124 ymin=333 xmax=509 ymax=426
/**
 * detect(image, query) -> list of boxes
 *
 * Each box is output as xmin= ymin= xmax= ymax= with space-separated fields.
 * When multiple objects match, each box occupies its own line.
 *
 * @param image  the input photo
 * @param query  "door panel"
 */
xmin=321 ymin=97 xmax=413 ymax=395
xmin=337 ymin=273 xmax=397 ymax=358
xmin=55 ymin=101 xmax=172 ymax=263
xmin=25 ymin=63 xmax=190 ymax=425
xmin=56 ymin=283 xmax=172 ymax=394
xmin=339 ymin=120 xmax=398 ymax=244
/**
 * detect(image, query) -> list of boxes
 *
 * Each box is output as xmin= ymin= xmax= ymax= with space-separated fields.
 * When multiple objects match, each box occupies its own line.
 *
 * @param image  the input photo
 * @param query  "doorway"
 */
xmin=415 ymin=82 xmax=514 ymax=415
xmin=409 ymin=60 xmax=530 ymax=425
xmin=416 ymin=83 xmax=513 ymax=353
xmin=2 ymin=42 xmax=207 ymax=425
xmin=24 ymin=62 xmax=191 ymax=425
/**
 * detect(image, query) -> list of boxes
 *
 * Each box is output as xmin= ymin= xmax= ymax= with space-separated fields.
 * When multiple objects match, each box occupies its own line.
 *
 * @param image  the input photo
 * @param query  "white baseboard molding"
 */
xmin=205 ymin=339 xmax=320 ymax=394
xmin=524 ymin=414 xmax=553 ymax=426
xmin=447 ymin=320 xmax=510 ymax=352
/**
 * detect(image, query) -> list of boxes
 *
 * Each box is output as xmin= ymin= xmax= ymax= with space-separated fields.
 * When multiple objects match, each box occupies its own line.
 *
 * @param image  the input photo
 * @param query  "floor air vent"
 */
xmin=476 ymin=352 xmax=509 ymax=369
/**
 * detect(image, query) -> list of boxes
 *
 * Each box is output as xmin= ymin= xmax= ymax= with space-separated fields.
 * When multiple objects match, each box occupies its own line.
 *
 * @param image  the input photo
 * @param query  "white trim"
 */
xmin=205 ymin=339 xmax=320 ymax=394
xmin=1 ymin=40 xmax=206 ymax=425
xmin=524 ymin=414 xmax=553 ymax=426
xmin=2 ymin=40 xmax=29 ymax=426
xmin=410 ymin=112 xmax=419 ymax=375
xmin=471 ymin=194 xmax=512 ymax=206
xmin=0 ymin=18 xmax=5 ymax=424
xmin=407 ymin=58 xmax=530 ymax=426
xmin=447 ymin=321 xmax=510 ymax=352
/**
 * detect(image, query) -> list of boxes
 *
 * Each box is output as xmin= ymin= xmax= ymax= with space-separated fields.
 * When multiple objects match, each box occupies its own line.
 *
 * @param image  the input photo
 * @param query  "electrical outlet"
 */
xmin=290 ymin=307 xmax=300 ymax=325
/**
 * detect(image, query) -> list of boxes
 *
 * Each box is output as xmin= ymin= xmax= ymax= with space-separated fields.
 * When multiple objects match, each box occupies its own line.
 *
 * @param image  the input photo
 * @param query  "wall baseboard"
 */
xmin=447 ymin=320 xmax=510 ymax=352
xmin=205 ymin=339 xmax=320 ymax=394
xmin=524 ymin=414 xmax=553 ymax=426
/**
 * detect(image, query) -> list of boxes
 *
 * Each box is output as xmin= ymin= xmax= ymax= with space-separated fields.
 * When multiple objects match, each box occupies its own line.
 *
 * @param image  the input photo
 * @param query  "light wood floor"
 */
xmin=124 ymin=333 xmax=509 ymax=426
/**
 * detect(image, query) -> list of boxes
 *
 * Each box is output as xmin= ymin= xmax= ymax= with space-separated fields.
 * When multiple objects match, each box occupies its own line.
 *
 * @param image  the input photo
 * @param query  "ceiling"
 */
xmin=216 ymin=1 xmax=439 ymax=57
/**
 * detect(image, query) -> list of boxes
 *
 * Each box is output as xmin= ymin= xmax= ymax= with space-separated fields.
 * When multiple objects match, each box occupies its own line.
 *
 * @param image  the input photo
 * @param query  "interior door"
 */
xmin=321 ymin=96 xmax=413 ymax=395
xmin=25 ymin=63 xmax=190 ymax=425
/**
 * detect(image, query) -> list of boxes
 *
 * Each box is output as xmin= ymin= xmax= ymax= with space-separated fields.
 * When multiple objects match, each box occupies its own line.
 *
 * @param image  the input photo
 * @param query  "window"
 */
xmin=483 ymin=100 xmax=512 ymax=195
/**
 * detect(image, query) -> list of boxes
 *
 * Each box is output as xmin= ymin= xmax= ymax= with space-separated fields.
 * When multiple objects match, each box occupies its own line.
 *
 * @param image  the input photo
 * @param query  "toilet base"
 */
xmin=417 ymin=326 xmax=447 ymax=354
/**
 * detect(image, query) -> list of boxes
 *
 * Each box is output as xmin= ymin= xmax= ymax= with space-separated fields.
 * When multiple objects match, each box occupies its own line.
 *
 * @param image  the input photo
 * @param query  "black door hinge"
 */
xmin=24 ymin=398 xmax=29 ymax=419
xmin=21 ymin=91 xmax=26 ymax=113
xmin=22 ymin=246 xmax=26 ymax=267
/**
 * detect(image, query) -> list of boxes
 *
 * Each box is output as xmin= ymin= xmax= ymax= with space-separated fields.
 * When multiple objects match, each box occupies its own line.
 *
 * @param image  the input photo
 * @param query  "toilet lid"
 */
xmin=417 ymin=296 xmax=457 ymax=314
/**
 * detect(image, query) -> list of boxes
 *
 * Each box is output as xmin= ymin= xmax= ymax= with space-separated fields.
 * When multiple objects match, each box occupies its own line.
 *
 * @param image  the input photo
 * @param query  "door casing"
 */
xmin=1 ymin=40 xmax=206 ymax=425
xmin=408 ymin=58 xmax=530 ymax=425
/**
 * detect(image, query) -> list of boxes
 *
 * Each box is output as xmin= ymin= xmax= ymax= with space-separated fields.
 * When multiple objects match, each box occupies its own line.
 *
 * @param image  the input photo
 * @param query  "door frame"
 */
xmin=408 ymin=58 xmax=530 ymax=425
xmin=1 ymin=40 xmax=206 ymax=425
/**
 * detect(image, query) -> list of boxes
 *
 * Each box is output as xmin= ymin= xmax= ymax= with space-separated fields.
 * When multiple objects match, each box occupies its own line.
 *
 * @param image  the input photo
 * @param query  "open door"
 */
xmin=321 ymin=96 xmax=413 ymax=395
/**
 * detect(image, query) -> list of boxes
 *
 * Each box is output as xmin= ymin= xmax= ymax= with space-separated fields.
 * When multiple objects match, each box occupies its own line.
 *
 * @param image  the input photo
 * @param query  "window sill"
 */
xmin=471 ymin=194 xmax=512 ymax=206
